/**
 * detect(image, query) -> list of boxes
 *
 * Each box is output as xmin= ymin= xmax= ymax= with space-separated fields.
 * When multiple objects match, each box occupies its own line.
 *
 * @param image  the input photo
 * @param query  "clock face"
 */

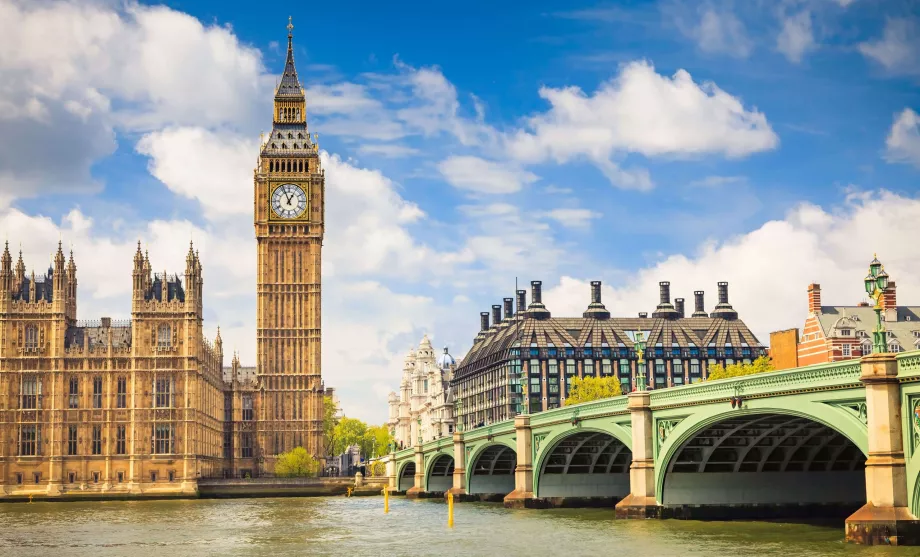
xmin=271 ymin=183 xmax=307 ymax=219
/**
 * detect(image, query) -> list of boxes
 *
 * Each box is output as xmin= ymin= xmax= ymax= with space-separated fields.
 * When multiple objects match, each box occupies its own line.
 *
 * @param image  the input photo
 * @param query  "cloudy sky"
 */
xmin=2 ymin=0 xmax=919 ymax=422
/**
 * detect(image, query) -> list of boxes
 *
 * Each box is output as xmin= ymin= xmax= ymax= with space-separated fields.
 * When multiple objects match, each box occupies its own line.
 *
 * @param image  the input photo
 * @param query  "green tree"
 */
xmin=706 ymin=356 xmax=775 ymax=381
xmin=274 ymin=447 xmax=319 ymax=477
xmin=332 ymin=417 xmax=368 ymax=456
xmin=322 ymin=396 xmax=340 ymax=456
xmin=359 ymin=424 xmax=393 ymax=459
xmin=564 ymin=375 xmax=622 ymax=406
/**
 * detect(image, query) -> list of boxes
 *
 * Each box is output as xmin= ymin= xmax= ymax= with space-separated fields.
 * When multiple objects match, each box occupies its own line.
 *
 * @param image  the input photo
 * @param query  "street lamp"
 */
xmin=635 ymin=331 xmax=648 ymax=392
xmin=864 ymin=254 xmax=890 ymax=354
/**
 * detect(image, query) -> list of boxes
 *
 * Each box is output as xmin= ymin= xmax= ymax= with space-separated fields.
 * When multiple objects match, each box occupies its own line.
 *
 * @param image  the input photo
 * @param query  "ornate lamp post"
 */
xmin=864 ymin=254 xmax=890 ymax=354
xmin=635 ymin=331 xmax=648 ymax=392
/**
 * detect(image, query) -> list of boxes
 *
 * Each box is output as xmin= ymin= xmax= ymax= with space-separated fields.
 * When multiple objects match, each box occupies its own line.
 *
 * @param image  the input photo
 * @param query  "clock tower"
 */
xmin=254 ymin=18 xmax=325 ymax=466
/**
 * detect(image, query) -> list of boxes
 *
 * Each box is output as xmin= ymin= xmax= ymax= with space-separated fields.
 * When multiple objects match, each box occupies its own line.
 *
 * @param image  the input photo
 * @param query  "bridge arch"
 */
xmin=466 ymin=443 xmax=517 ymax=498
xmin=533 ymin=426 xmax=632 ymax=500
xmin=656 ymin=404 xmax=868 ymax=518
xmin=424 ymin=452 xmax=454 ymax=493
xmin=397 ymin=461 xmax=416 ymax=492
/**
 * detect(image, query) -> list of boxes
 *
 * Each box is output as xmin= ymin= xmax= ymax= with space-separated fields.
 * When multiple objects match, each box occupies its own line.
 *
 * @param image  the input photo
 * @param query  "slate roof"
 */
xmin=815 ymin=305 xmax=920 ymax=350
xmin=456 ymin=313 xmax=765 ymax=379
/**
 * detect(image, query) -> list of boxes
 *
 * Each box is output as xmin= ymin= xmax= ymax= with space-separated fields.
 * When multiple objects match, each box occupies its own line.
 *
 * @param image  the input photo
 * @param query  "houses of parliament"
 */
xmin=0 ymin=21 xmax=325 ymax=498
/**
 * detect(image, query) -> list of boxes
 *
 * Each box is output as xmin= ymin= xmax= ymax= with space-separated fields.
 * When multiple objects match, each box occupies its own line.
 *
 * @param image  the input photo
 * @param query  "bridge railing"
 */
xmin=897 ymin=350 xmax=920 ymax=380
xmin=648 ymin=356 xmax=863 ymax=407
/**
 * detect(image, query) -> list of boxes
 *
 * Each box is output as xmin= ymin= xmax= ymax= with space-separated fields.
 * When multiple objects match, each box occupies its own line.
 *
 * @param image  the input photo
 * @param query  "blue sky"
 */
xmin=1 ymin=0 xmax=920 ymax=421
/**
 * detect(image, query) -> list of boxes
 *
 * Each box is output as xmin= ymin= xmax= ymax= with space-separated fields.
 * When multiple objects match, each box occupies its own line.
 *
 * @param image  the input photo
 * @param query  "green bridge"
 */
xmin=387 ymin=352 xmax=920 ymax=545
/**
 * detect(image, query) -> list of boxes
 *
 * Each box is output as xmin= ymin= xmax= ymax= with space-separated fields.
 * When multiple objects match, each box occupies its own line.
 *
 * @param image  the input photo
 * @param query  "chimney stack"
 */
xmin=692 ymin=290 xmax=708 ymax=318
xmin=883 ymin=281 xmax=897 ymax=322
xmin=492 ymin=305 xmax=502 ymax=327
xmin=503 ymin=297 xmax=514 ymax=320
xmin=516 ymin=289 xmax=526 ymax=315
xmin=583 ymin=280 xmax=610 ymax=319
xmin=527 ymin=280 xmax=551 ymax=319
xmin=480 ymin=312 xmax=490 ymax=331
xmin=807 ymin=283 xmax=822 ymax=315
xmin=638 ymin=312 xmax=648 ymax=319
xmin=652 ymin=281 xmax=679 ymax=319
xmin=710 ymin=281 xmax=738 ymax=320
xmin=675 ymin=298 xmax=685 ymax=318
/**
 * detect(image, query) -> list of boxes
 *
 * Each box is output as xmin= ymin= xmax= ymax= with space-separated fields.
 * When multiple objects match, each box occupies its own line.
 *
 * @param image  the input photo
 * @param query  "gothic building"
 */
xmin=0 ymin=20 xmax=326 ymax=497
xmin=453 ymin=280 xmax=767 ymax=431
xmin=387 ymin=335 xmax=456 ymax=449
xmin=253 ymin=17 xmax=326 ymax=466
xmin=0 ymin=242 xmax=226 ymax=496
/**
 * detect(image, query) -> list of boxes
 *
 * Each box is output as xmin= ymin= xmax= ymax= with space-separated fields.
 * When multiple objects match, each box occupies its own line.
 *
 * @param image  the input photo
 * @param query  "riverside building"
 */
xmin=387 ymin=335 xmax=456 ymax=449
xmin=0 ymin=20 xmax=327 ymax=498
xmin=452 ymin=280 xmax=766 ymax=430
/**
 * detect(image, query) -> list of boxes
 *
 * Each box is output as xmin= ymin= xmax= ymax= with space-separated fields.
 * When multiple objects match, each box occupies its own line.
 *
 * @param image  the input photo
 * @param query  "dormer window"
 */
xmin=281 ymin=143 xmax=287 ymax=149
xmin=298 ymin=133 xmax=303 ymax=139
xmin=288 ymin=133 xmax=293 ymax=139
xmin=839 ymin=329 xmax=851 ymax=336
xmin=293 ymin=144 xmax=298 ymax=149
xmin=277 ymin=133 xmax=282 ymax=139
xmin=888 ymin=340 xmax=902 ymax=353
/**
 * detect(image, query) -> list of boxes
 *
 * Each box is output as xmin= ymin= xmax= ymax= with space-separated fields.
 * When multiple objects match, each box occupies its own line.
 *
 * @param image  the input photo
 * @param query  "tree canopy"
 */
xmin=706 ymin=356 xmax=775 ymax=381
xmin=564 ymin=375 xmax=622 ymax=406
xmin=274 ymin=447 xmax=319 ymax=477
xmin=329 ymin=416 xmax=394 ymax=460
xmin=322 ymin=396 xmax=340 ymax=456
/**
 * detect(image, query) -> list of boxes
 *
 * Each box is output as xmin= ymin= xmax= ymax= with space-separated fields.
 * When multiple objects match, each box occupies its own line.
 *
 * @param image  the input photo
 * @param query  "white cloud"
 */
xmin=885 ymin=108 xmax=920 ymax=168
xmin=0 ymin=0 xmax=270 ymax=203
xmin=505 ymin=61 xmax=778 ymax=189
xmin=544 ymin=208 xmax=602 ymax=228
xmin=437 ymin=156 xmax=539 ymax=194
xmin=859 ymin=18 xmax=920 ymax=76
xmin=777 ymin=10 xmax=816 ymax=63
xmin=306 ymin=83 xmax=382 ymax=115
xmin=136 ymin=127 xmax=258 ymax=219
xmin=543 ymin=190 xmax=920 ymax=346
xmin=693 ymin=7 xmax=753 ymax=58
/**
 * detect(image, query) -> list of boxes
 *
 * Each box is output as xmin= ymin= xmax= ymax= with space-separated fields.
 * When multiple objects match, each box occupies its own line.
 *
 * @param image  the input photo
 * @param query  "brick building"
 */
xmin=770 ymin=281 xmax=920 ymax=370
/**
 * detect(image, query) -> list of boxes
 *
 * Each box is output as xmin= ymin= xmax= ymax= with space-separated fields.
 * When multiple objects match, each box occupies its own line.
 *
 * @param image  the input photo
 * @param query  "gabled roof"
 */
xmin=816 ymin=305 xmax=920 ymax=347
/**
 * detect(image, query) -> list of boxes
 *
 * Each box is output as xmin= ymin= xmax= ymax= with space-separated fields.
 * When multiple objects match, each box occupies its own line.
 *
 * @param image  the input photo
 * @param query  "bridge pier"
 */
xmin=615 ymin=390 xmax=662 ymax=518
xmin=504 ymin=415 xmax=535 ymax=508
xmin=846 ymin=353 xmax=920 ymax=545
xmin=386 ymin=454 xmax=396 ymax=492
xmin=405 ymin=445 xmax=427 ymax=499
xmin=445 ymin=431 xmax=468 ymax=499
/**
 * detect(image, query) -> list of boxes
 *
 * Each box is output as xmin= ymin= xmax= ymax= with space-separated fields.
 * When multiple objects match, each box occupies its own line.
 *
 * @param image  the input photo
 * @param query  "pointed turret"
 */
xmin=276 ymin=16 xmax=304 ymax=99
xmin=53 ymin=241 xmax=65 ymax=292
xmin=0 ymin=241 xmax=11 ymax=295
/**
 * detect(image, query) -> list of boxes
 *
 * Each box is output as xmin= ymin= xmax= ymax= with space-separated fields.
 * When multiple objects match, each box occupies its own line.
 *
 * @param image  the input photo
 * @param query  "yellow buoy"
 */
xmin=347 ymin=487 xmax=352 ymax=497
xmin=447 ymin=491 xmax=454 ymax=528
xmin=384 ymin=487 xmax=389 ymax=514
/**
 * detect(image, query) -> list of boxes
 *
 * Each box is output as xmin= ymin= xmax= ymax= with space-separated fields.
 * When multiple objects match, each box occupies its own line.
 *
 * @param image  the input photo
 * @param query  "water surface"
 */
xmin=2 ymin=497 xmax=919 ymax=556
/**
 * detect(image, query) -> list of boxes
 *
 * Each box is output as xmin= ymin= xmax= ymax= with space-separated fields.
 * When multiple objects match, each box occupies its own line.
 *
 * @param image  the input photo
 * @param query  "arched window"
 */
xmin=157 ymin=324 xmax=171 ymax=350
xmin=24 ymin=325 xmax=37 ymax=351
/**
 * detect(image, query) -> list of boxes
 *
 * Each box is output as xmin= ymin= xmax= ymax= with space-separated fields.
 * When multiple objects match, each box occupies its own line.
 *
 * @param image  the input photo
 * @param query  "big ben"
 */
xmin=254 ymin=18 xmax=324 ymax=466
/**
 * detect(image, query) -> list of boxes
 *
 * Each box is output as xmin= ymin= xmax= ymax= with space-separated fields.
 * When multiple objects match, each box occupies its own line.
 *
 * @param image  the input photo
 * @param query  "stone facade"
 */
xmin=388 ymin=335 xmax=456 ymax=449
xmin=253 ymin=22 xmax=325 ymax=469
xmin=0 ymin=21 xmax=329 ymax=497
xmin=0 ymin=242 xmax=225 ymax=497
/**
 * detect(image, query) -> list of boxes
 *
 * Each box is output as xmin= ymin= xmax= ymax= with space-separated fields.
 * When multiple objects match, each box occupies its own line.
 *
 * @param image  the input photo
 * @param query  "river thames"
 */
xmin=2 ymin=497 xmax=919 ymax=556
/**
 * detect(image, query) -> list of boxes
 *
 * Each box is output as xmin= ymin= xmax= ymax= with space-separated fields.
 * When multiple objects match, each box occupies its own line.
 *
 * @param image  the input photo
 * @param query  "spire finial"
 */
xmin=287 ymin=16 xmax=294 ymax=40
